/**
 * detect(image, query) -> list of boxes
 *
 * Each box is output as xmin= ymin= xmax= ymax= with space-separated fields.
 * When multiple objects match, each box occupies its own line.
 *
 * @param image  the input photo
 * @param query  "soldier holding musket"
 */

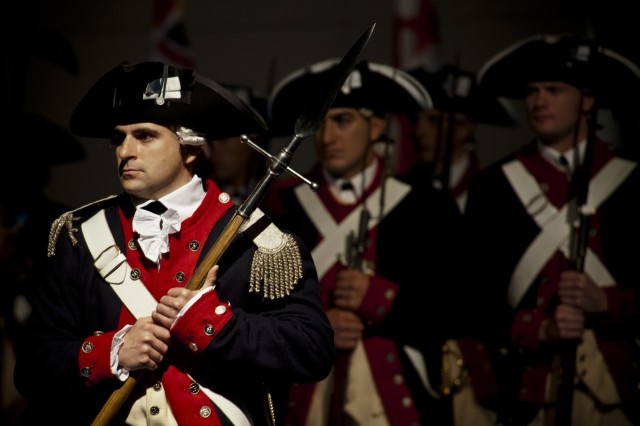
xmin=263 ymin=59 xmax=464 ymax=425
xmin=13 ymin=60 xmax=335 ymax=425
xmin=465 ymin=34 xmax=640 ymax=425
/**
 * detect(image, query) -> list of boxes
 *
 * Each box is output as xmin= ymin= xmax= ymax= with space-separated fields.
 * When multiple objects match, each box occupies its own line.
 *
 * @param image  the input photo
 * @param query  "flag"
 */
xmin=150 ymin=0 xmax=195 ymax=68
xmin=392 ymin=0 xmax=444 ymax=71
xmin=390 ymin=0 xmax=444 ymax=175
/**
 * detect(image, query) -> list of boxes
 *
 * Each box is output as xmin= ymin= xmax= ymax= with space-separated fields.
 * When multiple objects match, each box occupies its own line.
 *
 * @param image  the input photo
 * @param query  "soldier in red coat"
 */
xmin=13 ymin=61 xmax=333 ymax=425
xmin=263 ymin=59 xmax=465 ymax=425
xmin=401 ymin=64 xmax=519 ymax=426
xmin=403 ymin=64 xmax=518 ymax=214
xmin=465 ymin=34 xmax=640 ymax=425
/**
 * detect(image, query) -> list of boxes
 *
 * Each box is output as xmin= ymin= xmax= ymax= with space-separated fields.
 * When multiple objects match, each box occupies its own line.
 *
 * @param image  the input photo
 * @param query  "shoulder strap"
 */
xmin=295 ymin=177 xmax=411 ymax=279
xmin=81 ymin=209 xmax=157 ymax=319
xmin=503 ymin=158 xmax=635 ymax=307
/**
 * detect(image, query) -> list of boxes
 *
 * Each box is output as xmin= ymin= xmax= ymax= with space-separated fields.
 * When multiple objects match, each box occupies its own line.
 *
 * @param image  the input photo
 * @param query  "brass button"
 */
xmin=153 ymin=381 xmax=162 ymax=391
xmin=200 ymin=406 xmax=212 ymax=418
xmin=401 ymin=396 xmax=412 ymax=408
xmin=523 ymin=314 xmax=531 ymax=323
xmin=130 ymin=268 xmax=141 ymax=280
xmin=189 ymin=382 xmax=200 ymax=394
xmin=175 ymin=272 xmax=185 ymax=283
xmin=386 ymin=352 xmax=396 ymax=363
xmin=189 ymin=342 xmax=198 ymax=352
xmin=92 ymin=331 xmax=104 ymax=336
xmin=150 ymin=406 xmax=160 ymax=416
xmin=82 ymin=342 xmax=94 ymax=353
xmin=204 ymin=324 xmax=214 ymax=336
xmin=214 ymin=305 xmax=227 ymax=315
xmin=218 ymin=193 xmax=231 ymax=204
xmin=189 ymin=241 xmax=200 ymax=251
xmin=393 ymin=374 xmax=404 ymax=385
xmin=384 ymin=289 xmax=395 ymax=300
xmin=128 ymin=239 xmax=138 ymax=250
xmin=81 ymin=367 xmax=92 ymax=378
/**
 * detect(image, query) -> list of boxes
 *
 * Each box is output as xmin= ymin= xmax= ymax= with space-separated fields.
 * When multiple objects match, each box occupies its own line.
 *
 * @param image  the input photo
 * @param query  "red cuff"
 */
xmin=355 ymin=275 xmax=398 ymax=325
xmin=511 ymin=309 xmax=545 ymax=349
xmin=456 ymin=337 xmax=499 ymax=400
xmin=78 ymin=330 xmax=118 ymax=387
xmin=171 ymin=289 xmax=234 ymax=354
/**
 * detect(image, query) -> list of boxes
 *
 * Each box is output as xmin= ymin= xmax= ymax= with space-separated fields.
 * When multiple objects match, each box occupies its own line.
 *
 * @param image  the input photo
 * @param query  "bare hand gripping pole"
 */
xmin=91 ymin=23 xmax=375 ymax=426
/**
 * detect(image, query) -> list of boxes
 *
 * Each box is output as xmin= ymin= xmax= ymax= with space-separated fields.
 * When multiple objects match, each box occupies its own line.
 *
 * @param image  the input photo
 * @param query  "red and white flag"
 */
xmin=392 ymin=0 xmax=444 ymax=71
xmin=390 ymin=0 xmax=444 ymax=174
xmin=150 ymin=0 xmax=195 ymax=68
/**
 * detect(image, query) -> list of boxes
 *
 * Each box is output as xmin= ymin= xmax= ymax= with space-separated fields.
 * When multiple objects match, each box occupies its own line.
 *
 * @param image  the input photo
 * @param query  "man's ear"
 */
xmin=581 ymin=92 xmax=595 ymax=114
xmin=369 ymin=116 xmax=387 ymax=141
xmin=180 ymin=144 xmax=201 ymax=165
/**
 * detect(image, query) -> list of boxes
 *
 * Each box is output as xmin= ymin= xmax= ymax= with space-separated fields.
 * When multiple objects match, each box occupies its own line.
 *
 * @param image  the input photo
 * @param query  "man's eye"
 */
xmin=333 ymin=116 xmax=351 ymax=125
xmin=111 ymin=133 xmax=125 ymax=147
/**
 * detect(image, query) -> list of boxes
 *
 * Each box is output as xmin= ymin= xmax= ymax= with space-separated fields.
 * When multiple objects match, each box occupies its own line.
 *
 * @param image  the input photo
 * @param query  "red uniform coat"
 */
xmin=463 ymin=139 xmax=640 ymax=423
xmin=264 ymin=158 xmax=464 ymax=425
xmin=14 ymin=179 xmax=333 ymax=425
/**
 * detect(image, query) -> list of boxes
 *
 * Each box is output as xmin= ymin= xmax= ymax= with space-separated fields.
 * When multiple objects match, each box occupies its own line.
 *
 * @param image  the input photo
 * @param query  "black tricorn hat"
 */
xmin=408 ymin=64 xmax=518 ymax=127
xmin=268 ymin=59 xmax=432 ymax=135
xmin=220 ymin=83 xmax=269 ymax=136
xmin=70 ymin=61 xmax=268 ymax=139
xmin=477 ymin=34 xmax=640 ymax=109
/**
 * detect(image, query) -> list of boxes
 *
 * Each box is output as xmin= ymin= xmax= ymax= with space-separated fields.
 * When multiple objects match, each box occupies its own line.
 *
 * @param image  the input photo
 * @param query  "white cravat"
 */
xmin=132 ymin=203 xmax=181 ymax=264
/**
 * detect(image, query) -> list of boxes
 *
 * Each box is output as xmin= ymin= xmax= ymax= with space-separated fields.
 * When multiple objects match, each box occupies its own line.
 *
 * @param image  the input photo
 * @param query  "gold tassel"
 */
xmin=249 ymin=233 xmax=303 ymax=299
xmin=48 ymin=212 xmax=80 ymax=257
xmin=47 ymin=195 xmax=118 ymax=257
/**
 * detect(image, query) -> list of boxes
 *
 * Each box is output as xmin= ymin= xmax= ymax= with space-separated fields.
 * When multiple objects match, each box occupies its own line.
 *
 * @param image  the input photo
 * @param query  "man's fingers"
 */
xmin=203 ymin=264 xmax=220 ymax=288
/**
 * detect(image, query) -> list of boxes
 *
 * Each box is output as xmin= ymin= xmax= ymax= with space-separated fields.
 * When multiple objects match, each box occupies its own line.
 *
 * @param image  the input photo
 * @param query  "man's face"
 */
xmin=524 ymin=81 xmax=592 ymax=145
xmin=313 ymin=107 xmax=379 ymax=179
xmin=211 ymin=136 xmax=255 ymax=186
xmin=412 ymin=109 xmax=474 ymax=164
xmin=112 ymin=122 xmax=195 ymax=200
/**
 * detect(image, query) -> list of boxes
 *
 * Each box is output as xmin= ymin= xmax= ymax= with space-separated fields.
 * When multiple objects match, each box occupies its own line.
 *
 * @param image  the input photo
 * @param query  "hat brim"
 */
xmin=268 ymin=59 xmax=432 ymax=135
xmin=70 ymin=62 xmax=268 ymax=140
xmin=477 ymin=34 xmax=640 ymax=110
xmin=409 ymin=66 xmax=518 ymax=127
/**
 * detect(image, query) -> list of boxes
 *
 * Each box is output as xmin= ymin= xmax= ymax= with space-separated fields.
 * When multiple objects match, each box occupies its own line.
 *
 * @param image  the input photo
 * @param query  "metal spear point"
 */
xmin=238 ymin=22 xmax=376 ymax=219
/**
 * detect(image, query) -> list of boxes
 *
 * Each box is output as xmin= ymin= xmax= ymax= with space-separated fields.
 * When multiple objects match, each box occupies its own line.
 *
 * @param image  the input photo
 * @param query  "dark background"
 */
xmin=5 ymin=0 xmax=639 ymax=209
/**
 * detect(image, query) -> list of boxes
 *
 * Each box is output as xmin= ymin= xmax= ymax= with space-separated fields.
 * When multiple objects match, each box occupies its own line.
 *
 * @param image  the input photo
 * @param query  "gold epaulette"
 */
xmin=240 ymin=208 xmax=303 ymax=299
xmin=47 ymin=195 xmax=118 ymax=257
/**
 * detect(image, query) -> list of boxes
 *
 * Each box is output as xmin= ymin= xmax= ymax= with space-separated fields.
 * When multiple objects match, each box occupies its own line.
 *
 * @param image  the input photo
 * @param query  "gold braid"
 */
xmin=48 ymin=212 xmax=80 ymax=257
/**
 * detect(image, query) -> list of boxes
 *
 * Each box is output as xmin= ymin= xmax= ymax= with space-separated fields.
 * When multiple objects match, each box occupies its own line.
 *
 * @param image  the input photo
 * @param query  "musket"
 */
xmin=91 ymin=23 xmax=376 ymax=426
xmin=328 ymin=200 xmax=370 ymax=425
xmin=550 ymin=99 xmax=598 ymax=426
xmin=439 ymin=54 xmax=461 ymax=192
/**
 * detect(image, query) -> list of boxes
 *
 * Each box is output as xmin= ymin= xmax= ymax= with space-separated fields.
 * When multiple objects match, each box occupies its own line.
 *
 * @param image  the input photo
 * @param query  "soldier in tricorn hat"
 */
xmin=405 ymin=64 xmax=518 ymax=213
xmin=263 ymin=59 xmax=465 ymax=426
xmin=402 ymin=64 xmax=519 ymax=426
xmin=463 ymin=34 xmax=640 ymax=425
xmin=13 ymin=61 xmax=333 ymax=425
